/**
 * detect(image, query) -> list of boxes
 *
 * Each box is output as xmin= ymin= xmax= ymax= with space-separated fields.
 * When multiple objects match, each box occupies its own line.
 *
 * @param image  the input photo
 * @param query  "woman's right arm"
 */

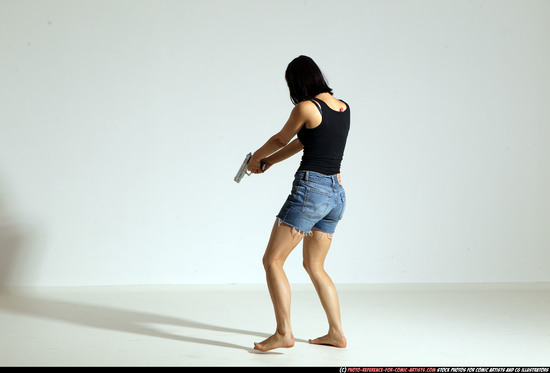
xmin=248 ymin=101 xmax=315 ymax=173
xmin=262 ymin=138 xmax=304 ymax=171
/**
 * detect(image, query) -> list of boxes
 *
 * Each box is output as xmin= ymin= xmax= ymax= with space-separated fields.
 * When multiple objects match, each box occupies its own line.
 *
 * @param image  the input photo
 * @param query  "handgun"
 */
xmin=234 ymin=152 xmax=266 ymax=183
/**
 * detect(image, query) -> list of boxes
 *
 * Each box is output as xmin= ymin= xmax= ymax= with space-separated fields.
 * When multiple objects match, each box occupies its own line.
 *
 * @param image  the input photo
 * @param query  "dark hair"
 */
xmin=285 ymin=55 xmax=333 ymax=105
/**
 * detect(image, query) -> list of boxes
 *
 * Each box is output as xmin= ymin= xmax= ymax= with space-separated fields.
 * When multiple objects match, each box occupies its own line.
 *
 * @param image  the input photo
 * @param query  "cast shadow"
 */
xmin=0 ymin=220 xmax=22 ymax=286
xmin=0 ymin=290 xmax=287 ymax=354
xmin=0 ymin=181 xmax=294 ymax=354
xmin=0 ymin=187 xmax=42 ymax=288
xmin=0 ymin=171 xmax=44 ymax=288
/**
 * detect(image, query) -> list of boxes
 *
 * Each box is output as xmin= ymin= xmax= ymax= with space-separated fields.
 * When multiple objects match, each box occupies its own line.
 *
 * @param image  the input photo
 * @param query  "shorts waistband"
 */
xmin=295 ymin=170 xmax=341 ymax=186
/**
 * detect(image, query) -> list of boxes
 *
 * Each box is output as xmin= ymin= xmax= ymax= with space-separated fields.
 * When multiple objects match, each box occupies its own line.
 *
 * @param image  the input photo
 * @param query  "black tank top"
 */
xmin=297 ymin=98 xmax=350 ymax=175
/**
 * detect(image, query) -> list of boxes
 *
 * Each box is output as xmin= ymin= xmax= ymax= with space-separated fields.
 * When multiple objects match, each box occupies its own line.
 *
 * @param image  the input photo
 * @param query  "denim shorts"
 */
xmin=276 ymin=170 xmax=346 ymax=236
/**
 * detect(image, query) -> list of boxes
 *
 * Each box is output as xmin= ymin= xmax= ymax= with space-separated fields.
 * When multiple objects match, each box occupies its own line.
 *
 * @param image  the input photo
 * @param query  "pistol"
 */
xmin=234 ymin=153 xmax=266 ymax=183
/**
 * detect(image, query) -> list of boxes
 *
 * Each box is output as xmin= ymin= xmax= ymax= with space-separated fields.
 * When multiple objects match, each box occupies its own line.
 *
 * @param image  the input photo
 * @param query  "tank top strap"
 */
xmin=310 ymin=98 xmax=323 ymax=115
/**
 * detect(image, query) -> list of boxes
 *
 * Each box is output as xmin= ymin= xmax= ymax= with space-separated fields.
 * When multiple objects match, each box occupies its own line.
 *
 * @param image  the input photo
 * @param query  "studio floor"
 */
xmin=0 ymin=283 xmax=549 ymax=367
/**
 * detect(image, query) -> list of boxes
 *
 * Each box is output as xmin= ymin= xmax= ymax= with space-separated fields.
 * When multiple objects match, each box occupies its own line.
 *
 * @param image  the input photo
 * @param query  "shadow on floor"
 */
xmin=0 ymin=290 xmax=296 ymax=354
xmin=0 ymin=189 xmax=287 ymax=354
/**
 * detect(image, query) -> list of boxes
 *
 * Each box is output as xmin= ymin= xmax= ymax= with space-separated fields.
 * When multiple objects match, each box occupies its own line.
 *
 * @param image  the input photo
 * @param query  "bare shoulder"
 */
xmin=294 ymin=100 xmax=318 ymax=114
xmin=294 ymin=100 xmax=322 ymax=129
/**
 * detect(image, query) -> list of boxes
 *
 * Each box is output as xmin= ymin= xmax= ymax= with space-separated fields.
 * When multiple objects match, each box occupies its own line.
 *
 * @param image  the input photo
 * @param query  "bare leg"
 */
xmin=254 ymin=220 xmax=303 ymax=352
xmin=303 ymin=229 xmax=347 ymax=348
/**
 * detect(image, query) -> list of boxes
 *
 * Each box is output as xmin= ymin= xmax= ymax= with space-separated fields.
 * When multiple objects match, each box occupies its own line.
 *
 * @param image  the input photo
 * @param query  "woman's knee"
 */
xmin=262 ymin=253 xmax=285 ymax=271
xmin=302 ymin=258 xmax=323 ymax=276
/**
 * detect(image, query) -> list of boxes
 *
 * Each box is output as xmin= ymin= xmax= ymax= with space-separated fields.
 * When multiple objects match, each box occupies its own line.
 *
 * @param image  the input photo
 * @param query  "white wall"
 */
xmin=1 ymin=0 xmax=549 ymax=286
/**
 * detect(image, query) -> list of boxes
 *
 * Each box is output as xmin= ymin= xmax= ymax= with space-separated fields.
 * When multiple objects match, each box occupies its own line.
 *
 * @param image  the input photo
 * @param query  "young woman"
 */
xmin=248 ymin=55 xmax=350 ymax=352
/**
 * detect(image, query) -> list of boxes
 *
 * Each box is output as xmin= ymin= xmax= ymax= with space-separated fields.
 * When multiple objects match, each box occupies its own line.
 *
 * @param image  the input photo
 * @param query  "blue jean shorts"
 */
xmin=276 ymin=170 xmax=346 ymax=236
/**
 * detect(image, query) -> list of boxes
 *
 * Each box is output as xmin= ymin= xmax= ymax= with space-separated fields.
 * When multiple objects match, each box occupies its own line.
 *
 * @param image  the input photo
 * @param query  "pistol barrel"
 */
xmin=234 ymin=153 xmax=252 ymax=183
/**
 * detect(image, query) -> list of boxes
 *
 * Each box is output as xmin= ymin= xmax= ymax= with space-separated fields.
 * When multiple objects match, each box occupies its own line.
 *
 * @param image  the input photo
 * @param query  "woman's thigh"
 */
xmin=263 ymin=219 xmax=304 ymax=265
xmin=302 ymin=228 xmax=333 ymax=270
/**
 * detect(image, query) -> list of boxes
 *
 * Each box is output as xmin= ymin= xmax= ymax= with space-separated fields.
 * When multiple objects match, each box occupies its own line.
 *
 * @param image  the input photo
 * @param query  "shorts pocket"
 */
xmin=302 ymin=186 xmax=332 ymax=220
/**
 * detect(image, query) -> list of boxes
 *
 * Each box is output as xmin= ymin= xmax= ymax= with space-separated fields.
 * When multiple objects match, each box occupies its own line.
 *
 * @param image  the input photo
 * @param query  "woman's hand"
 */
xmin=247 ymin=155 xmax=265 ymax=174
xmin=260 ymin=159 xmax=273 ymax=172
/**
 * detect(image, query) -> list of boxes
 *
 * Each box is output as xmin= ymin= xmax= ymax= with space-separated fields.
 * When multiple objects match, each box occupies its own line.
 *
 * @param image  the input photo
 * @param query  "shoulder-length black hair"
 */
xmin=285 ymin=55 xmax=333 ymax=105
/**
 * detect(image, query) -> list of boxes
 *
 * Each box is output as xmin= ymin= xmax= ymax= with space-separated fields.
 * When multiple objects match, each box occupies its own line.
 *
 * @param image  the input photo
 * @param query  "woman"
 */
xmin=248 ymin=55 xmax=350 ymax=352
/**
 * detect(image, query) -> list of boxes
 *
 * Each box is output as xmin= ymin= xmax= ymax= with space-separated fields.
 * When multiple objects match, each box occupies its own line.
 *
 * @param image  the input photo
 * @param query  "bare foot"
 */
xmin=254 ymin=331 xmax=295 ymax=352
xmin=309 ymin=333 xmax=347 ymax=348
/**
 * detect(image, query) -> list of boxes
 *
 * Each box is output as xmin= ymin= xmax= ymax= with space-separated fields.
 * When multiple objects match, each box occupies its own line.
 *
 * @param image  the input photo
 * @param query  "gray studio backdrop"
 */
xmin=1 ymin=0 xmax=549 ymax=286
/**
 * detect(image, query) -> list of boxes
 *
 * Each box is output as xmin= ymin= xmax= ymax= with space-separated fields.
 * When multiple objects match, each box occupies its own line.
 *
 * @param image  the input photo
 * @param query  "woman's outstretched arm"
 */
xmin=261 ymin=138 xmax=303 ymax=171
xmin=248 ymin=101 xmax=317 ymax=173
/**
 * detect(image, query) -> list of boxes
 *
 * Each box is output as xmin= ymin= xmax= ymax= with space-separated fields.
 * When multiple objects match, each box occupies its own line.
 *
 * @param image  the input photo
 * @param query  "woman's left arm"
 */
xmin=248 ymin=101 xmax=314 ymax=173
xmin=262 ymin=138 xmax=304 ymax=171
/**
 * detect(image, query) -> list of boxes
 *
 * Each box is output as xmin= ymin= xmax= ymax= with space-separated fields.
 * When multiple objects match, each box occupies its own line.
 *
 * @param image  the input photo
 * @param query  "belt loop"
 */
xmin=304 ymin=171 xmax=309 ymax=181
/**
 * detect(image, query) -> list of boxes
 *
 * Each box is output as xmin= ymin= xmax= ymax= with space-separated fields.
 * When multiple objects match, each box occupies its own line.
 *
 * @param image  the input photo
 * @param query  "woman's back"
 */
xmin=297 ymin=93 xmax=350 ymax=175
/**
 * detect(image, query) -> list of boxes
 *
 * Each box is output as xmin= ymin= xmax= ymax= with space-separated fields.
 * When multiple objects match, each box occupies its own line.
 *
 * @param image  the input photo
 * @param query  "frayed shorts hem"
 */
xmin=276 ymin=217 xmax=334 ymax=240
xmin=276 ymin=217 xmax=312 ymax=237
